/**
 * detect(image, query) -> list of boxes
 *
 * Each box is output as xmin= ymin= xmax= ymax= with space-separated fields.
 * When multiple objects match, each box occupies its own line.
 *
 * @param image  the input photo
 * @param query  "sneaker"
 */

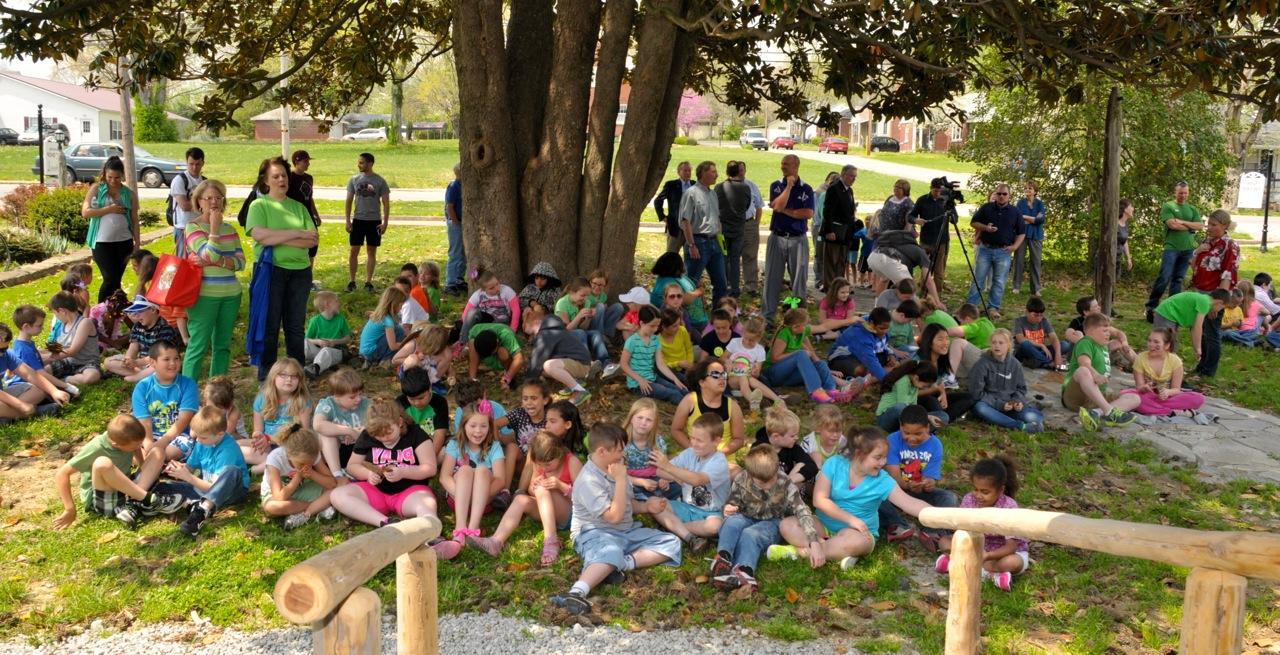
xmin=809 ymin=390 xmax=833 ymax=404
xmin=712 ymin=571 xmax=741 ymax=591
xmin=934 ymin=554 xmax=950 ymax=574
xmin=992 ymin=571 xmax=1012 ymax=591
xmin=684 ymin=535 xmax=709 ymax=554
xmin=429 ymin=538 xmax=463 ymax=561
xmin=830 ymin=389 xmax=855 ymax=404
xmin=709 ymin=553 xmax=733 ymax=585
xmin=64 ymin=383 xmax=80 ymax=398
xmin=587 ymin=360 xmax=603 ymax=380
xmin=568 ymin=389 xmax=592 ymax=407
xmin=885 ymin=524 xmax=916 ymax=543
xmin=318 ymin=507 xmax=337 ymax=521
xmin=114 ymin=503 xmax=141 ymax=530
xmin=940 ymin=373 xmax=959 ymax=390
xmin=733 ymin=566 xmax=758 ymax=592
xmin=839 ymin=556 xmax=860 ymax=570
xmin=1102 ymin=407 xmax=1136 ymax=428
xmin=602 ymin=569 xmax=627 ymax=586
xmin=141 ymin=491 xmax=187 ymax=516
xmin=303 ymin=364 xmax=321 ymax=381
xmin=600 ymin=362 xmax=621 ymax=380
xmin=766 ymin=544 xmax=798 ymax=561
xmin=33 ymin=402 xmax=61 ymax=417
xmin=491 ymin=489 xmax=513 ymax=511
xmin=346 ymin=280 xmax=357 ymax=293
xmin=986 ymin=308 xmax=1002 ymax=321
xmin=363 ymin=282 xmax=376 ymax=293
xmin=178 ymin=503 xmax=209 ymax=538
xmin=1078 ymin=407 xmax=1100 ymax=431
xmin=465 ymin=535 xmax=504 ymax=558
xmin=550 ymin=591 xmax=591 ymax=615
xmin=1145 ymin=308 xmax=1154 ymax=324
xmin=283 ymin=512 xmax=311 ymax=530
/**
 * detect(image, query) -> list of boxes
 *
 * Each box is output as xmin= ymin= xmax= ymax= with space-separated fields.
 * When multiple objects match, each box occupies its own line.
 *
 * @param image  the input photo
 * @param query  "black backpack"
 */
xmin=165 ymin=174 xmax=190 ymax=226
xmin=237 ymin=187 xmax=259 ymax=228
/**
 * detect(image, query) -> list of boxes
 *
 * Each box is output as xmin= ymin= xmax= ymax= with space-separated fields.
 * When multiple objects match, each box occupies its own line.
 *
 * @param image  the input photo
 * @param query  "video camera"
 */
xmin=931 ymin=176 xmax=964 ymax=206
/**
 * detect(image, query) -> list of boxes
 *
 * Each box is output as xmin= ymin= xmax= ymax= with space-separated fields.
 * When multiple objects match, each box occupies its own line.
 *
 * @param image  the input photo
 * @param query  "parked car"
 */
xmin=30 ymin=143 xmax=186 ymax=187
xmin=870 ymin=136 xmax=901 ymax=152
xmin=739 ymin=129 xmax=768 ymax=150
xmin=817 ymin=136 xmax=849 ymax=154
xmin=17 ymin=123 xmax=69 ymax=145
xmin=0 ymin=128 xmax=17 ymax=145
xmin=342 ymin=127 xmax=388 ymax=142
xmin=770 ymin=135 xmax=796 ymax=150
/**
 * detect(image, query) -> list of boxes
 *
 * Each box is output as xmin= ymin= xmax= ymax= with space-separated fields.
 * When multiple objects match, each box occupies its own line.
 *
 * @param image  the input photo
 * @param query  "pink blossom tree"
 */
xmin=676 ymin=93 xmax=712 ymax=137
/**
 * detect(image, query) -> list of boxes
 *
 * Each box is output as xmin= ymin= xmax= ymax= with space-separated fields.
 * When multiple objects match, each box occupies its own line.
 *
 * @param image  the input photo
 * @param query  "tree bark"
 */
xmin=577 ymin=0 xmax=637 ymax=274
xmin=1222 ymin=98 xmax=1265 ymax=210
xmin=505 ymin=0 xmax=555 ymax=178
xmin=1096 ymin=86 xmax=1122 ymax=315
xmin=390 ymin=79 xmax=404 ymax=145
xmin=453 ymin=0 xmax=523 ymax=286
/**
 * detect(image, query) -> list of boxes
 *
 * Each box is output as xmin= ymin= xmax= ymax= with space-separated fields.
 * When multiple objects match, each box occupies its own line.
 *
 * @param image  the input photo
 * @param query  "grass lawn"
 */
xmin=862 ymin=151 xmax=978 ymax=175
xmin=1 ymin=226 xmax=1279 ymax=652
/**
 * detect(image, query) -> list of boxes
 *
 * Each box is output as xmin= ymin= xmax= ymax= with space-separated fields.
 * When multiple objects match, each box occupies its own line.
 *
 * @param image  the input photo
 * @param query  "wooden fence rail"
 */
xmin=918 ymin=507 xmax=1280 ymax=655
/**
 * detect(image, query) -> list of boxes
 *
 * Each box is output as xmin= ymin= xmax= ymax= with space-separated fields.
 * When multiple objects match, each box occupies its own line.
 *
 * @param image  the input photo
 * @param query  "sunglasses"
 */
xmin=995 ymin=192 xmax=1009 ymax=196
xmin=666 ymin=293 xmax=683 ymax=299
xmin=707 ymin=371 xmax=727 ymax=380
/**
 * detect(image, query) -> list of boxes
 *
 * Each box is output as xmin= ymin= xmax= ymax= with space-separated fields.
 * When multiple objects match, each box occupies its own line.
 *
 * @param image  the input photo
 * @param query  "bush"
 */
xmin=0 ymin=230 xmax=51 ymax=265
xmin=139 ymin=210 xmax=163 ymax=227
xmin=24 ymin=184 xmax=89 ymax=244
xmin=1 ymin=184 xmax=48 ymax=225
xmin=134 ymin=103 xmax=179 ymax=142
xmin=672 ymin=136 xmax=699 ymax=146
xmin=721 ymin=125 xmax=742 ymax=141
xmin=810 ymin=136 xmax=822 ymax=146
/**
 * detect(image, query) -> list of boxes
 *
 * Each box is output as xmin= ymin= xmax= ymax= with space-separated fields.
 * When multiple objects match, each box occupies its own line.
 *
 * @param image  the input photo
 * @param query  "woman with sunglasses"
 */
xmin=182 ymin=179 xmax=246 ymax=381
xmin=650 ymin=252 xmax=708 ymax=333
xmin=669 ymin=359 xmax=746 ymax=455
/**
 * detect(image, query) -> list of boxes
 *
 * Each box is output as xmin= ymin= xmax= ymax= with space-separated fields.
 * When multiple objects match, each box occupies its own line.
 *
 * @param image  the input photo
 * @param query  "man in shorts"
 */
xmin=345 ymin=152 xmax=391 ymax=293
xmin=867 ymin=229 xmax=942 ymax=308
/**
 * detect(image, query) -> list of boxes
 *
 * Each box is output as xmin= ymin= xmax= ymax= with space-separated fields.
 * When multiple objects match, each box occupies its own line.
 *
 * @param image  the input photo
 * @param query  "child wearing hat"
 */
xmin=104 ymin=296 xmax=182 ymax=383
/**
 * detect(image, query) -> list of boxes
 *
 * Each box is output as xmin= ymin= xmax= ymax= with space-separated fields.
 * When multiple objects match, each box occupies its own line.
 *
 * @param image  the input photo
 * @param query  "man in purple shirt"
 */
xmin=762 ymin=155 xmax=816 ymax=323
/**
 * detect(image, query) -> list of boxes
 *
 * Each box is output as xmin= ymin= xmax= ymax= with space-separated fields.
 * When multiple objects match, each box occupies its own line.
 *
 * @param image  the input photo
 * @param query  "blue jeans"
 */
xmin=716 ymin=513 xmax=781 ymax=571
xmin=1014 ymin=339 xmax=1069 ymax=368
xmin=876 ymin=400 xmax=948 ymax=432
xmin=685 ymin=235 xmax=728 ymax=307
xmin=1146 ymin=248 xmax=1193 ymax=310
xmin=971 ymin=400 xmax=1044 ymax=432
xmin=1221 ymin=327 xmax=1258 ymax=347
xmin=571 ymin=330 xmax=611 ymax=363
xmin=173 ymin=466 xmax=248 ymax=509
xmin=763 ymin=352 xmax=835 ymax=394
xmin=632 ymin=376 xmax=685 ymax=404
xmin=259 ymin=265 xmax=313 ymax=380
xmin=1267 ymin=330 xmax=1280 ymax=349
xmin=173 ymin=227 xmax=186 ymax=258
xmin=446 ymin=219 xmax=466 ymax=287
xmin=590 ymin=303 xmax=625 ymax=340
xmin=878 ymin=487 xmax=956 ymax=536
xmin=724 ymin=235 xmax=745 ymax=297
xmin=966 ymin=245 xmax=1012 ymax=311
xmin=1193 ymin=310 xmax=1222 ymax=377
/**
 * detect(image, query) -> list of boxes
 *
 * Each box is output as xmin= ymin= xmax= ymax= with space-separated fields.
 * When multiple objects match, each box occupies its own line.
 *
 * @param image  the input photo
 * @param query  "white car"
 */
xmin=739 ymin=129 xmax=768 ymax=150
xmin=342 ymin=127 xmax=388 ymax=142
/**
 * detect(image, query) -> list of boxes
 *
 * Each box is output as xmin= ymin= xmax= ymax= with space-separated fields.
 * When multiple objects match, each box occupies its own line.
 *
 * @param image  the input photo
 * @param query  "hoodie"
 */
xmin=526 ymin=315 xmax=590 ymax=380
xmin=828 ymin=321 xmax=889 ymax=380
xmin=518 ymin=261 xmax=562 ymax=311
xmin=967 ymin=352 xmax=1027 ymax=408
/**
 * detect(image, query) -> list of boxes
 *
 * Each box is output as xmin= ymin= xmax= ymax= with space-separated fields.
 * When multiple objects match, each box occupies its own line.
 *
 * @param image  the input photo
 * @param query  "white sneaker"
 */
xmin=839 ymin=556 xmax=860 ymax=570
xmin=283 ymin=512 xmax=311 ymax=530
xmin=64 ymin=383 xmax=80 ymax=398
xmin=600 ymin=363 xmax=621 ymax=380
xmin=940 ymin=373 xmax=959 ymax=390
xmin=318 ymin=507 xmax=337 ymax=521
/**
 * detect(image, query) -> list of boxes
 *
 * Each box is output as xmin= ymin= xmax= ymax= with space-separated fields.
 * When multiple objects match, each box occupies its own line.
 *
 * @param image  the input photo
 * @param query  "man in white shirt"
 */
xmin=169 ymin=147 xmax=205 ymax=258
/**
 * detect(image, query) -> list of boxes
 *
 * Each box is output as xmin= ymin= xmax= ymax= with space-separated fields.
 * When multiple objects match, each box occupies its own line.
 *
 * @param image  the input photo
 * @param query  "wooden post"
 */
xmin=1179 ymin=568 xmax=1246 ymax=655
xmin=396 ymin=547 xmax=439 ymax=655
xmin=1096 ymin=86 xmax=1122 ymax=315
xmin=312 ymin=586 xmax=381 ymax=655
xmin=945 ymin=529 xmax=984 ymax=654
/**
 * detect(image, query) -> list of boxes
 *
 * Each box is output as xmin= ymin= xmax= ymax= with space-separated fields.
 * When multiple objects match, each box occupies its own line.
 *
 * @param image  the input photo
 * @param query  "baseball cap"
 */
xmin=292 ymin=150 xmax=312 ymax=163
xmin=618 ymin=287 xmax=651 ymax=305
xmin=123 ymin=295 xmax=160 ymax=314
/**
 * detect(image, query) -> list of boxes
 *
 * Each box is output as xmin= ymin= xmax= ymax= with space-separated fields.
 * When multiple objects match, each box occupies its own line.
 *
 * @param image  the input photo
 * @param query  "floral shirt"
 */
xmin=1191 ymin=235 xmax=1239 ymax=292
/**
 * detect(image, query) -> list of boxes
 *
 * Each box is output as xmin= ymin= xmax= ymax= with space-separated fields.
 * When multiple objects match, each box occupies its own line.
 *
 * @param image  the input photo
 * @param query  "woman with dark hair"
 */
xmin=916 ymin=323 xmax=977 ymax=422
xmin=1116 ymin=199 xmax=1134 ymax=279
xmin=650 ymin=251 xmax=708 ymax=331
xmin=245 ymin=157 xmax=319 ymax=380
xmin=669 ymin=358 xmax=745 ymax=454
xmin=81 ymin=156 xmax=140 ymax=302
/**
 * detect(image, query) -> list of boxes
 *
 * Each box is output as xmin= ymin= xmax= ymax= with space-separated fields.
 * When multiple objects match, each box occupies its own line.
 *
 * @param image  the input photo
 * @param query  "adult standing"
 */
xmin=763 ymin=154 xmax=816 ymax=323
xmin=1145 ymin=182 xmax=1205 ymax=322
xmin=820 ymin=165 xmax=858 ymax=291
xmin=669 ymin=359 xmax=746 ymax=455
xmin=867 ymin=229 xmax=942 ymax=308
xmin=344 ymin=152 xmax=390 ymax=293
xmin=1012 ymin=181 xmax=1046 ymax=296
xmin=246 ymin=157 xmax=318 ymax=381
xmin=289 ymin=150 xmax=322 ymax=279
xmin=812 ymin=171 xmax=839 ymax=291
xmin=1116 ymin=199 xmax=1134 ymax=281
xmin=81 ymin=156 xmax=140 ymax=302
xmin=715 ymin=161 xmax=753 ymax=297
xmin=679 ymin=160 xmax=728 ymax=306
xmin=182 ymin=180 xmax=245 ymax=381
xmin=444 ymin=164 xmax=467 ymax=296
xmin=654 ymin=161 xmax=692 ymax=253
xmin=169 ymin=147 xmax=206 ymax=258
xmin=1187 ymin=210 xmax=1238 ymax=379
xmin=879 ymin=179 xmax=915 ymax=234
xmin=966 ymin=183 xmax=1024 ymax=319
xmin=739 ymin=161 xmax=765 ymax=295
xmin=910 ymin=179 xmax=951 ymax=294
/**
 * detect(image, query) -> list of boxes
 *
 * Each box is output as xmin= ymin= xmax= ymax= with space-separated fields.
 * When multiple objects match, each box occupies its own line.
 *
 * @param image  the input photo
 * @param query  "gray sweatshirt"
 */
xmin=967 ymin=352 xmax=1027 ymax=408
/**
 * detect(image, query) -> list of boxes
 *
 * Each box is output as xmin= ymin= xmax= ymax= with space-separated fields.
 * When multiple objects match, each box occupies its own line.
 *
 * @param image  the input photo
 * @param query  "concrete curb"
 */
xmin=0 ymin=227 xmax=171 ymax=288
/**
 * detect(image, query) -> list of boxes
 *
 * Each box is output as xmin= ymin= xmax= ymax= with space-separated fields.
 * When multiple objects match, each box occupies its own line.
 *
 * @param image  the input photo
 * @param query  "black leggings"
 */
xmin=92 ymin=240 xmax=134 ymax=303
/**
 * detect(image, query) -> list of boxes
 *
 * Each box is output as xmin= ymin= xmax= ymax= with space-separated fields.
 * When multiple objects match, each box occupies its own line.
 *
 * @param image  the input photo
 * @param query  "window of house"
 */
xmin=108 ymin=120 xmax=122 ymax=140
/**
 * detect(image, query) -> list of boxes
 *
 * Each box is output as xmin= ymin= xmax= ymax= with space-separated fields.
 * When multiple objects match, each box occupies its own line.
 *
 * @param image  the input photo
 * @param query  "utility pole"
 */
xmin=280 ymin=53 xmax=291 ymax=159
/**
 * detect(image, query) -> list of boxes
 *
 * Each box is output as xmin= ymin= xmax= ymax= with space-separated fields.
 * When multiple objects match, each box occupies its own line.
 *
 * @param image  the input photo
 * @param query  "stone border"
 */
xmin=0 ymin=227 xmax=171 ymax=288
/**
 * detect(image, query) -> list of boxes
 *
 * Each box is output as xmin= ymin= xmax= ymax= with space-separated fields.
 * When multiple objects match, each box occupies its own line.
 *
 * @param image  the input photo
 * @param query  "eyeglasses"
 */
xmin=666 ymin=294 xmax=683 ymax=299
xmin=707 ymin=371 xmax=727 ymax=380
xmin=995 ymin=192 xmax=1009 ymax=196
xmin=278 ymin=373 xmax=301 ymax=380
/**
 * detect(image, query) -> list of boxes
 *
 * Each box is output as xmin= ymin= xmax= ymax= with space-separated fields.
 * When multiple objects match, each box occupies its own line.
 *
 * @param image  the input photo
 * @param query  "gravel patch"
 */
xmin=0 ymin=611 xmax=864 ymax=654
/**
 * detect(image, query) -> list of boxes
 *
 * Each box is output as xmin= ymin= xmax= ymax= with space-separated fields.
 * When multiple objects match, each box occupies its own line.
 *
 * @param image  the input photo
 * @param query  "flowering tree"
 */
xmin=676 ymin=93 xmax=712 ymax=136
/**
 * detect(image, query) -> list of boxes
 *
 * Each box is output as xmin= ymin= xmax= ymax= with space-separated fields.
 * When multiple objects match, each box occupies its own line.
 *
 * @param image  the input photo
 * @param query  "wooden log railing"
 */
xmin=918 ymin=507 xmax=1280 ymax=655
xmin=273 ymin=516 xmax=442 ymax=655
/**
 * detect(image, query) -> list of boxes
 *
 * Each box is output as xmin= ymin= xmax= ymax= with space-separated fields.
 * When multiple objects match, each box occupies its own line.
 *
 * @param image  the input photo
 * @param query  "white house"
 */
xmin=0 ymin=71 xmax=188 ymax=142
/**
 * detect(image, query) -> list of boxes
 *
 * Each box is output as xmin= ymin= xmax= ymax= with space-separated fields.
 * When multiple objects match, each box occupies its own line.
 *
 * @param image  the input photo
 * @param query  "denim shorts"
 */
xmin=670 ymin=500 xmax=722 ymax=524
xmin=573 ymin=525 xmax=683 ymax=571
xmin=169 ymin=435 xmax=195 ymax=460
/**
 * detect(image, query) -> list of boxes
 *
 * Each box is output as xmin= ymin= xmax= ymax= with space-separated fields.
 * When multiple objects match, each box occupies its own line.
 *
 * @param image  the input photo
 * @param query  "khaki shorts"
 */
xmin=1061 ymin=377 xmax=1119 ymax=411
xmin=561 ymin=359 xmax=590 ymax=379
xmin=868 ymin=251 xmax=912 ymax=284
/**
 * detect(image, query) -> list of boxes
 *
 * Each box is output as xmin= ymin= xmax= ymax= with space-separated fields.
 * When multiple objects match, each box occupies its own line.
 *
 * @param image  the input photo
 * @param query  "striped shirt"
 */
xmin=185 ymin=221 xmax=246 ymax=298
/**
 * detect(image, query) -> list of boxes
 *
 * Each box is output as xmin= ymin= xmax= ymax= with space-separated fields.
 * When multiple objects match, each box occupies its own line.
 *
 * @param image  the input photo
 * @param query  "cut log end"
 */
xmin=280 ymin=580 xmax=317 ymax=620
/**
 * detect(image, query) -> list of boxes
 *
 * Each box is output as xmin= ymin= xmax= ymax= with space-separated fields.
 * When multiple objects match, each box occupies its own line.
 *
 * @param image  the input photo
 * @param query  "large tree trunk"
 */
xmin=390 ymin=79 xmax=404 ymax=145
xmin=1096 ymin=86 xmax=1122 ymax=315
xmin=505 ymin=0 xmax=554 ymax=178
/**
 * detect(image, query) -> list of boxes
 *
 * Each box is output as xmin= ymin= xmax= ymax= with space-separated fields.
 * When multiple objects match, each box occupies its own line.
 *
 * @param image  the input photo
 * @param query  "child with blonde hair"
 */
xmin=312 ymin=367 xmax=370 ymax=478
xmin=396 ymin=323 xmax=453 ymax=393
xmin=304 ymin=291 xmax=352 ymax=378
xmin=164 ymin=406 xmax=251 ymax=537
xmin=261 ymin=424 xmax=339 ymax=530
xmin=417 ymin=260 xmax=443 ymax=320
xmin=724 ymin=316 xmax=786 ymax=413
xmin=359 ymin=287 xmax=408 ymax=364
xmin=441 ymin=401 xmax=507 ymax=543
xmin=969 ymin=329 xmax=1042 ymax=432
xmin=622 ymin=398 xmax=669 ymax=497
xmin=751 ymin=405 xmax=818 ymax=496
xmin=244 ymin=358 xmax=312 ymax=469
xmin=647 ymin=413 xmax=731 ymax=554
xmin=1222 ymin=281 xmax=1267 ymax=346
xmin=801 ymin=405 xmax=846 ymax=468
xmin=203 ymin=375 xmax=248 ymax=439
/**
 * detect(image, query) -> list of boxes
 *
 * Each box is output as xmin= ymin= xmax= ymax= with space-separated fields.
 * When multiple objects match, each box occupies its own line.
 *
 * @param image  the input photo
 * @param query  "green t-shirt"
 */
xmin=246 ymin=196 xmax=316 ymax=270
xmin=67 ymin=432 xmax=135 ymax=506
xmin=876 ymin=375 xmax=919 ymax=416
xmin=1160 ymin=200 xmax=1201 ymax=252
xmin=425 ymin=287 xmax=442 ymax=321
xmin=923 ymin=310 xmax=958 ymax=330
xmin=961 ymin=318 xmax=995 ymax=349
xmin=1065 ymin=335 xmax=1110 ymax=391
xmin=888 ymin=319 xmax=915 ymax=349
xmin=585 ymin=291 xmax=608 ymax=310
xmin=307 ymin=313 xmax=352 ymax=340
xmin=469 ymin=323 xmax=521 ymax=370
xmin=777 ymin=326 xmax=811 ymax=355
xmin=1155 ymin=291 xmax=1212 ymax=328
xmin=554 ymin=296 xmax=581 ymax=322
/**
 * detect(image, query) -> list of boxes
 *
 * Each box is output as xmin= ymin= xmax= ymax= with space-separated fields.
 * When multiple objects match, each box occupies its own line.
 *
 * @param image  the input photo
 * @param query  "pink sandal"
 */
xmin=540 ymin=536 xmax=562 ymax=567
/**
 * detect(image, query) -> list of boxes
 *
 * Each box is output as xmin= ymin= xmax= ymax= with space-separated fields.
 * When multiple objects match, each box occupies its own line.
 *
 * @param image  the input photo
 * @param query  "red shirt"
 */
xmin=1191 ymin=236 xmax=1239 ymax=292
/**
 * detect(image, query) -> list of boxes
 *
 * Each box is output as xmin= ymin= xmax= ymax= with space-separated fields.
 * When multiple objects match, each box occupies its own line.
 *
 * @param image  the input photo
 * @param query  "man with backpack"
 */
xmin=715 ymin=160 xmax=753 ymax=298
xmin=167 ymin=147 xmax=205 ymax=257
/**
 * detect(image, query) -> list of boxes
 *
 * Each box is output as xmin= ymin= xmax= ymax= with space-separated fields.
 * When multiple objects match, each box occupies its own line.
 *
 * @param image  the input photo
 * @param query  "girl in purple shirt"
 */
xmin=934 ymin=456 xmax=1029 ymax=591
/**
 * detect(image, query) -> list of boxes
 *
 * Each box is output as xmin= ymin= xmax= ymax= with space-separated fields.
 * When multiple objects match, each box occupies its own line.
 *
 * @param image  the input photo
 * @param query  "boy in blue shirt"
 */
xmin=164 ymin=406 xmax=251 ymax=537
xmin=878 ymin=405 xmax=956 ymax=549
xmin=828 ymin=307 xmax=894 ymax=385
xmin=131 ymin=340 xmax=200 ymax=461
xmin=0 ymin=322 xmax=70 ymax=421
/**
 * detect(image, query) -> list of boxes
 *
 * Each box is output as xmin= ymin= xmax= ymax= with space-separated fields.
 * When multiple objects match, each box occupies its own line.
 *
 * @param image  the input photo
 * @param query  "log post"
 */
xmin=312 ymin=586 xmax=381 ymax=655
xmin=396 ymin=546 xmax=439 ymax=655
xmin=1178 ymin=567 xmax=1246 ymax=655
xmin=1096 ymin=86 xmax=1122 ymax=314
xmin=945 ymin=529 xmax=984 ymax=655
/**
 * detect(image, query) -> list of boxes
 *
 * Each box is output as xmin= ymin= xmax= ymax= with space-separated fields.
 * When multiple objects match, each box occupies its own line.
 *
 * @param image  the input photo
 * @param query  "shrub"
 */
xmin=722 ymin=125 xmax=742 ymax=141
xmin=672 ymin=136 xmax=699 ymax=146
xmin=134 ymin=103 xmax=179 ymax=142
xmin=810 ymin=136 xmax=822 ymax=146
xmin=24 ymin=184 xmax=89 ymax=244
xmin=1 ymin=184 xmax=48 ymax=225
xmin=0 ymin=230 xmax=51 ymax=265
xmin=139 ymin=210 xmax=163 ymax=227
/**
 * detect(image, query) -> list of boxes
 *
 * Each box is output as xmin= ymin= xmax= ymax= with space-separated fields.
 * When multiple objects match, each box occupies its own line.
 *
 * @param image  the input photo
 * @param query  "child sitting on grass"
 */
xmin=261 ymin=424 xmax=339 ymax=530
xmin=875 ymin=360 xmax=947 ymax=432
xmin=801 ymin=405 xmax=846 ymax=469
xmin=622 ymin=398 xmax=669 ymax=497
xmin=614 ymin=287 xmax=652 ymax=342
xmin=549 ymin=423 xmax=681 ymax=616
xmin=304 ymin=291 xmax=352 ymax=378
xmin=88 ymin=289 xmax=131 ymax=353
xmin=395 ymin=274 xmax=430 ymax=328
xmin=525 ymin=310 xmax=596 ymax=407
xmin=312 ymin=367 xmax=370 ymax=479
xmin=1066 ymin=296 xmax=1138 ymax=369
xmin=935 ymin=456 xmax=1030 ymax=592
xmin=698 ymin=309 xmax=738 ymax=363
xmin=711 ymin=444 xmax=824 ymax=592
xmin=750 ymin=405 xmax=819 ymax=497
xmin=203 ymin=376 xmax=248 ymax=440
xmin=468 ymin=323 xmax=525 ymax=390
xmin=1065 ymin=314 xmax=1140 ymax=430
xmin=647 ymin=413 xmax=731 ymax=554
xmin=417 ymin=261 xmax=444 ymax=320
xmin=359 ymin=287 xmax=409 ymax=365
xmin=467 ymin=430 xmax=583 ymax=567
xmin=7 ymin=305 xmax=78 ymax=400
xmin=969 ymin=329 xmax=1043 ymax=433
xmin=461 ymin=268 xmax=521 ymax=342
xmin=658 ymin=308 xmax=696 ymax=373
xmin=725 ymin=316 xmax=786 ymax=413
xmin=53 ymin=414 xmax=185 ymax=530
xmin=245 ymin=358 xmax=313 ymax=470
xmin=954 ymin=302 xmax=995 ymax=349
xmin=620 ymin=306 xmax=688 ymax=405
xmin=1119 ymin=327 xmax=1206 ymax=415
xmin=878 ymin=405 xmax=956 ymax=549
xmin=43 ymin=293 xmax=101 ymax=389
xmin=517 ymin=261 xmax=562 ymax=313
xmin=130 ymin=339 xmax=199 ymax=460
xmin=451 ymin=378 xmax=510 ymax=442
xmin=441 ymin=401 xmax=507 ymax=544
xmin=396 ymin=324 xmax=453 ymax=394
xmin=829 ymin=306 xmax=893 ymax=388
xmin=104 ymin=296 xmax=180 ymax=382
xmin=555 ymin=276 xmax=619 ymax=379
xmin=813 ymin=278 xmax=859 ymax=338
xmin=887 ymin=299 xmax=921 ymax=358
xmin=397 ymin=367 xmax=451 ymax=455
xmin=1013 ymin=295 xmax=1065 ymax=370
xmin=164 ymin=406 xmax=251 ymax=537
xmin=769 ymin=308 xmax=849 ymax=405
xmin=1222 ymin=281 xmax=1267 ymax=347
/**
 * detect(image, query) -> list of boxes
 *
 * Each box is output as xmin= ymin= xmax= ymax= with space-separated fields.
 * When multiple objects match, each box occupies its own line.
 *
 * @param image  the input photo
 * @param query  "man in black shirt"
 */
xmin=289 ymin=150 xmax=322 ymax=283
xmin=654 ymin=161 xmax=692 ymax=253
xmin=716 ymin=161 xmax=754 ymax=297
xmin=909 ymin=180 xmax=952 ymax=293
xmin=966 ymin=183 xmax=1025 ymax=318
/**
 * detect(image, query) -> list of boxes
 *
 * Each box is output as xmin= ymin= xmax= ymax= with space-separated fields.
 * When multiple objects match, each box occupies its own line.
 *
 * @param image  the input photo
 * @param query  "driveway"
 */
xmin=703 ymin=142 xmax=971 ymax=185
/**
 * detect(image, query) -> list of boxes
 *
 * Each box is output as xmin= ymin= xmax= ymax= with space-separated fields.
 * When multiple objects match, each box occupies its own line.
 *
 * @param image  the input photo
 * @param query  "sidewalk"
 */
xmin=0 ymin=183 xmax=446 ymax=202
xmin=700 ymin=142 xmax=972 ymax=185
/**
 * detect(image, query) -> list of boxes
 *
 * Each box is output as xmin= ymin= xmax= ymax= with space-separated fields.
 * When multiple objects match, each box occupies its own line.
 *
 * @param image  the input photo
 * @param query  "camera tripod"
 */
xmin=918 ymin=208 xmax=989 ymax=316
